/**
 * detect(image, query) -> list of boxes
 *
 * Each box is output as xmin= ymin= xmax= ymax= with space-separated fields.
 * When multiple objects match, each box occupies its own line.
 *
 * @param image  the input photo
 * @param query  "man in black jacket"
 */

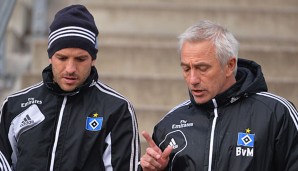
xmin=0 ymin=5 xmax=140 ymax=171
xmin=140 ymin=20 xmax=298 ymax=171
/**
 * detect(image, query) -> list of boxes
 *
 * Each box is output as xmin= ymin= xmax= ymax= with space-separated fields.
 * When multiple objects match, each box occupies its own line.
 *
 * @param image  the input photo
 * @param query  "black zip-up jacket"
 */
xmin=152 ymin=59 xmax=298 ymax=171
xmin=0 ymin=65 xmax=140 ymax=171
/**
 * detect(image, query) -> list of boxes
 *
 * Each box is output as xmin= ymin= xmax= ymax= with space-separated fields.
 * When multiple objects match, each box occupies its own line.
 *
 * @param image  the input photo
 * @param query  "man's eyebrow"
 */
xmin=77 ymin=55 xmax=89 ymax=58
xmin=54 ymin=53 xmax=68 ymax=58
xmin=180 ymin=62 xmax=189 ymax=66
xmin=75 ymin=55 xmax=89 ymax=59
xmin=180 ymin=61 xmax=209 ymax=67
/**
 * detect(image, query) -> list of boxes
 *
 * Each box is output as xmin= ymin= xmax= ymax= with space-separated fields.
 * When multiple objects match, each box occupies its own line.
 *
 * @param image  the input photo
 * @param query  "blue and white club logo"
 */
xmin=237 ymin=128 xmax=255 ymax=147
xmin=86 ymin=114 xmax=103 ymax=131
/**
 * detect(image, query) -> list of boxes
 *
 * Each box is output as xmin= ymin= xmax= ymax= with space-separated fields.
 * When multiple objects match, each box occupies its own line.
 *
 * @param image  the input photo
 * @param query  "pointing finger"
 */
xmin=142 ymin=131 xmax=158 ymax=149
xmin=161 ymin=145 xmax=173 ymax=160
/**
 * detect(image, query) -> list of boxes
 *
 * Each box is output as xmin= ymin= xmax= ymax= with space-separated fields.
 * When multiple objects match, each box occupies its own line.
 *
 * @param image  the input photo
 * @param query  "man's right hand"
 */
xmin=140 ymin=131 xmax=173 ymax=171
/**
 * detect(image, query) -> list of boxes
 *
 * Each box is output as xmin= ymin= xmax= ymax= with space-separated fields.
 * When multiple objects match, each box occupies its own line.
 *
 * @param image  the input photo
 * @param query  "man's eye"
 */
xmin=198 ymin=66 xmax=208 ymax=72
xmin=182 ymin=67 xmax=190 ymax=72
xmin=77 ymin=58 xmax=86 ymax=62
xmin=58 ymin=57 xmax=67 ymax=61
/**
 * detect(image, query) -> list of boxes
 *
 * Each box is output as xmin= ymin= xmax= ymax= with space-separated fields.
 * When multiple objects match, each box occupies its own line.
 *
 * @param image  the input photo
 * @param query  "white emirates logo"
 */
xmin=172 ymin=120 xmax=193 ymax=129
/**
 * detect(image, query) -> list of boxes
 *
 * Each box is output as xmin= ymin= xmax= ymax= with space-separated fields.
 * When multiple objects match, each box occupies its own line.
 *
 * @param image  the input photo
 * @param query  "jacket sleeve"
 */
xmin=274 ymin=101 xmax=298 ymax=171
xmin=103 ymin=101 xmax=140 ymax=171
xmin=0 ymin=100 xmax=13 ymax=171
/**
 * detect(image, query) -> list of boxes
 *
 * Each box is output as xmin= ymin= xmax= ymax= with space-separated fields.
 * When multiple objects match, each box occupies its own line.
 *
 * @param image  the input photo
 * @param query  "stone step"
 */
xmin=78 ymin=1 xmax=298 ymax=40
xmin=98 ymin=76 xmax=190 ymax=107
xmin=30 ymin=38 xmax=49 ymax=74
xmin=73 ymin=0 xmax=297 ymax=9
xmin=21 ymin=73 xmax=298 ymax=108
xmin=28 ymin=36 xmax=298 ymax=79
xmin=135 ymin=105 xmax=169 ymax=136
xmin=136 ymin=105 xmax=176 ymax=155
xmin=241 ymin=46 xmax=298 ymax=80
xmin=267 ymin=79 xmax=298 ymax=107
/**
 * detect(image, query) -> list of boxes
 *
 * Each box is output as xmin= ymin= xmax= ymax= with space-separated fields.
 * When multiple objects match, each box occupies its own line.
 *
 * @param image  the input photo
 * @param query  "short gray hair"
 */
xmin=178 ymin=20 xmax=239 ymax=75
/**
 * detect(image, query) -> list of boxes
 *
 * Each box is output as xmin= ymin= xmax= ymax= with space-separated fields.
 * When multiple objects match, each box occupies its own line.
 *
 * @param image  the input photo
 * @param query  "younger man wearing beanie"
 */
xmin=0 ymin=5 xmax=140 ymax=171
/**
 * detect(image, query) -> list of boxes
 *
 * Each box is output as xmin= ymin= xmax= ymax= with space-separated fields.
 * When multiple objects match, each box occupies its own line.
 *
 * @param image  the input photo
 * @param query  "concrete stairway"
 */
xmin=14 ymin=0 xmax=298 ymax=155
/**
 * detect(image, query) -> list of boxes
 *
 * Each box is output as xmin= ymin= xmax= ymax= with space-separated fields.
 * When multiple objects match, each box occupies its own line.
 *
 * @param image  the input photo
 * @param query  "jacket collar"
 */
xmin=42 ymin=64 xmax=98 ymax=96
xmin=190 ymin=58 xmax=268 ymax=109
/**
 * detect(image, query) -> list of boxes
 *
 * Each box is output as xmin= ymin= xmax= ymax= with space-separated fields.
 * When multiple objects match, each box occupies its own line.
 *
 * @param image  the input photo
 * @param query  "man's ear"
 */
xmin=49 ymin=59 xmax=52 ymax=64
xmin=226 ymin=57 xmax=236 ymax=77
xmin=92 ymin=59 xmax=96 ymax=66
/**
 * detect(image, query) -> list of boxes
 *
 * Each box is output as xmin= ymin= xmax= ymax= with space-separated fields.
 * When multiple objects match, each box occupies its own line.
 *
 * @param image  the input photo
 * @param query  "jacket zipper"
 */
xmin=208 ymin=99 xmax=218 ymax=171
xmin=49 ymin=96 xmax=67 ymax=171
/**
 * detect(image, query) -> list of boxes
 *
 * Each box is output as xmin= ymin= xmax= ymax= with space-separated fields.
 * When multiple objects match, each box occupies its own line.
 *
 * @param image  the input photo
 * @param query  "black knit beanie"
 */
xmin=47 ymin=5 xmax=99 ymax=59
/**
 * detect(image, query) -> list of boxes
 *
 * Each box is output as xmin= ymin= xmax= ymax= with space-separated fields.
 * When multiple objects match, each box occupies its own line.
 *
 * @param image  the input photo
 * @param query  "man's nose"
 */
xmin=189 ymin=70 xmax=200 ymax=85
xmin=65 ymin=61 xmax=76 ymax=74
